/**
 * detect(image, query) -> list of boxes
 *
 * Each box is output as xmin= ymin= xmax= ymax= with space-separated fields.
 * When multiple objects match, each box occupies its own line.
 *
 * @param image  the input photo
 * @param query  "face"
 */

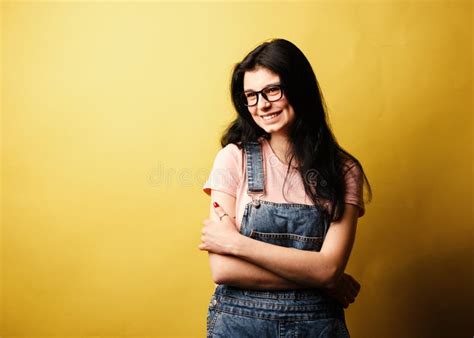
xmin=243 ymin=67 xmax=296 ymax=137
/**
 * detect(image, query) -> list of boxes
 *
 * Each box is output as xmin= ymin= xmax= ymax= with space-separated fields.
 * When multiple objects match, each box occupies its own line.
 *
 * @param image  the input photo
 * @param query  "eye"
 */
xmin=245 ymin=92 xmax=257 ymax=98
xmin=264 ymin=86 xmax=279 ymax=94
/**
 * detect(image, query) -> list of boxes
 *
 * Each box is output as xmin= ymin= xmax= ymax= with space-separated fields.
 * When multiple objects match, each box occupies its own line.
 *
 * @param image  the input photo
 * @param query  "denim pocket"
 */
xmin=249 ymin=230 xmax=323 ymax=251
xmin=206 ymin=295 xmax=220 ymax=337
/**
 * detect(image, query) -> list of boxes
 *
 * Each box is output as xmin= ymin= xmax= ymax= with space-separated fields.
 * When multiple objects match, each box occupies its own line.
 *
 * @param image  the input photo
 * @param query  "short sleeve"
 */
xmin=343 ymin=161 xmax=365 ymax=218
xmin=202 ymin=144 xmax=243 ymax=198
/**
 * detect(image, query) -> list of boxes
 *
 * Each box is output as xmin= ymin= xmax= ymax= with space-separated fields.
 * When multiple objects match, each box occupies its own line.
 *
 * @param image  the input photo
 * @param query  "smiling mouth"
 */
xmin=261 ymin=111 xmax=282 ymax=121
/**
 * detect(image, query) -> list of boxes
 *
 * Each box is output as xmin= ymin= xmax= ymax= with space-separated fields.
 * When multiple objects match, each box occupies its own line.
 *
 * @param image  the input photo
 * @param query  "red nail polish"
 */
xmin=213 ymin=201 xmax=219 ymax=208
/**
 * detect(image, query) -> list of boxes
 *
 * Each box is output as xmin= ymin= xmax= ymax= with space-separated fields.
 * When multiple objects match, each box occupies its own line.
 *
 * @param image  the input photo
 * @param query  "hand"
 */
xmin=198 ymin=202 xmax=241 ymax=255
xmin=323 ymin=273 xmax=361 ymax=308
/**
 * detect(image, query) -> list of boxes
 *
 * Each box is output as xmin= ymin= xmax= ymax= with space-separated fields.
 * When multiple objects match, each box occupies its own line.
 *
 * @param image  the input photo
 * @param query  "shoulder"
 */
xmin=220 ymin=142 xmax=244 ymax=156
xmin=212 ymin=143 xmax=244 ymax=175
xmin=215 ymin=143 xmax=244 ymax=163
xmin=203 ymin=143 xmax=244 ymax=197
xmin=340 ymin=157 xmax=365 ymax=216
xmin=341 ymin=158 xmax=363 ymax=179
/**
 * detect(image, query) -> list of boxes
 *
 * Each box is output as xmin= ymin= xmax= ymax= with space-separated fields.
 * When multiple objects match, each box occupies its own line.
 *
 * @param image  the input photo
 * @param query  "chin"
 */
xmin=263 ymin=126 xmax=282 ymax=134
xmin=263 ymin=121 xmax=284 ymax=131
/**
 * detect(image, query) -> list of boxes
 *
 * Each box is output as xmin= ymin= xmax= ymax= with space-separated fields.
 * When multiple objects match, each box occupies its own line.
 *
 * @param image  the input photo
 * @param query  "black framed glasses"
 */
xmin=240 ymin=84 xmax=285 ymax=107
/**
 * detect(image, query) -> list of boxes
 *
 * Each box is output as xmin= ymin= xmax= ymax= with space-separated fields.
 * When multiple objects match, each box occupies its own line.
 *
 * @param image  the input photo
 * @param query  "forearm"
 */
xmin=231 ymin=235 xmax=335 ymax=288
xmin=209 ymin=253 xmax=313 ymax=290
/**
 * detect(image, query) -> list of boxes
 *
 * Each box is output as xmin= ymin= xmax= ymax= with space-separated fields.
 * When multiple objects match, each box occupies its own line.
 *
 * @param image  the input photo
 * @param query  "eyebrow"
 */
xmin=243 ymin=82 xmax=281 ymax=93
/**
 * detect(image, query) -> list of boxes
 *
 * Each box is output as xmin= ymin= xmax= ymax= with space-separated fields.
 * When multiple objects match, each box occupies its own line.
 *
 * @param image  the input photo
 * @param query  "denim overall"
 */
xmin=206 ymin=141 xmax=350 ymax=338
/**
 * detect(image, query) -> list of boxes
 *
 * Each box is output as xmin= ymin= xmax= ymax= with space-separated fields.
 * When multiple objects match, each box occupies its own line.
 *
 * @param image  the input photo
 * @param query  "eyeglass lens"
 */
xmin=243 ymin=86 xmax=282 ymax=107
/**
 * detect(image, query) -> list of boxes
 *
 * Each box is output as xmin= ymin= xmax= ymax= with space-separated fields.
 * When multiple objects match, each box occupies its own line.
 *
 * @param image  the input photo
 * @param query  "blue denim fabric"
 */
xmin=207 ymin=141 xmax=350 ymax=337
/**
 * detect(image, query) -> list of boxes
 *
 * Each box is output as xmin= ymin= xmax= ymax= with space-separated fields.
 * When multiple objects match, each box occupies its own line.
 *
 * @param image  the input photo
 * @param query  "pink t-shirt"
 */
xmin=203 ymin=137 xmax=365 ymax=229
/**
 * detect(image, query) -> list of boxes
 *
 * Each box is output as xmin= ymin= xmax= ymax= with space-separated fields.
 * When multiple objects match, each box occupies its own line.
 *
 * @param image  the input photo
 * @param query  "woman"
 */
xmin=199 ymin=38 xmax=372 ymax=337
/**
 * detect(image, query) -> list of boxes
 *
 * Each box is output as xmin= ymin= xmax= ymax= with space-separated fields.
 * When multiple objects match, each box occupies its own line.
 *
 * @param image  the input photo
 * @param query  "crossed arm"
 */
xmin=204 ymin=189 xmax=359 ymax=290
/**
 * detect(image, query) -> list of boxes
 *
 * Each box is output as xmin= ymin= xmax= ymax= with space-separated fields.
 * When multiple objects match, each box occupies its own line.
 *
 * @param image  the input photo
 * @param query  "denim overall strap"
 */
xmin=243 ymin=141 xmax=265 ymax=206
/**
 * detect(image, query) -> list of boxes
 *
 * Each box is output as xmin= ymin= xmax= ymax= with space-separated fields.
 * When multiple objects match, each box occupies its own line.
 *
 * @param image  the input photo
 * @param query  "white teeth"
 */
xmin=262 ymin=112 xmax=281 ymax=120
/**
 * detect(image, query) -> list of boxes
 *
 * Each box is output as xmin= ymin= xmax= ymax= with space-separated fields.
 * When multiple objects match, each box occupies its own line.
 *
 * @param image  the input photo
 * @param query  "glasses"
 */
xmin=240 ymin=84 xmax=284 ymax=107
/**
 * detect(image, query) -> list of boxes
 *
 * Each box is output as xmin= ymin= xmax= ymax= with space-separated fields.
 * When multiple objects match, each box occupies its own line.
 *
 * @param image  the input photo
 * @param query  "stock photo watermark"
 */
xmin=148 ymin=153 xmax=326 ymax=188
xmin=149 ymin=162 xmax=209 ymax=188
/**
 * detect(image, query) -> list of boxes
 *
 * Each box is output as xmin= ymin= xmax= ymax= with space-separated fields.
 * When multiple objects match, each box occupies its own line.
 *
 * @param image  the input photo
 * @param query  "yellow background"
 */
xmin=1 ymin=1 xmax=472 ymax=337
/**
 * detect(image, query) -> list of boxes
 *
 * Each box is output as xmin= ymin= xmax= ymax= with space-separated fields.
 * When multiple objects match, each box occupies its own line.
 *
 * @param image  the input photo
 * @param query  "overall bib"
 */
xmin=206 ymin=141 xmax=350 ymax=338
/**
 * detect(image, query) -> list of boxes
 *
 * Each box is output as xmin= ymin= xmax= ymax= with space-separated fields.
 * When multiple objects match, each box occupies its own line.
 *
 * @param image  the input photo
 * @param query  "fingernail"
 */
xmin=213 ymin=201 xmax=219 ymax=208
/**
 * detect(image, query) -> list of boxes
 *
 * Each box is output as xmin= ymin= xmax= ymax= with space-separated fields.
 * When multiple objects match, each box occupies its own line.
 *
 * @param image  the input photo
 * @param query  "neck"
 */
xmin=268 ymin=133 xmax=293 ymax=165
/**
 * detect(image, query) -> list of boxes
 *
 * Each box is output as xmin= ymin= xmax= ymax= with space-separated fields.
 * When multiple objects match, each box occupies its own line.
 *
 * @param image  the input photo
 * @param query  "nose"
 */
xmin=257 ymin=92 xmax=271 ymax=110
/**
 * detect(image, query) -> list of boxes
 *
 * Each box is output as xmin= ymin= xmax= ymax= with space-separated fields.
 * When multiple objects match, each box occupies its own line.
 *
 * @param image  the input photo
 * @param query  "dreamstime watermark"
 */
xmin=148 ymin=162 xmax=253 ymax=188
xmin=147 ymin=155 xmax=327 ymax=188
xmin=149 ymin=162 xmax=210 ymax=187
xmin=304 ymin=168 xmax=327 ymax=187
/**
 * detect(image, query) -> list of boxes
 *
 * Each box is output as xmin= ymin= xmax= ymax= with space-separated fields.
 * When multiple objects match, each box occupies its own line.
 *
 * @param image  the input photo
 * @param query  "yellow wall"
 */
xmin=1 ymin=1 xmax=472 ymax=337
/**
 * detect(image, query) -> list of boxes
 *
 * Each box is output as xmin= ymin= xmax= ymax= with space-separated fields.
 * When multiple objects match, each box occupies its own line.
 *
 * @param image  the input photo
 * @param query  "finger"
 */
xmin=353 ymin=285 xmax=360 ymax=298
xmin=347 ymin=274 xmax=361 ymax=290
xmin=212 ymin=201 xmax=236 ymax=224
xmin=346 ymin=275 xmax=360 ymax=295
xmin=347 ymin=279 xmax=358 ymax=295
xmin=212 ymin=201 xmax=226 ymax=216
xmin=351 ymin=280 xmax=361 ymax=295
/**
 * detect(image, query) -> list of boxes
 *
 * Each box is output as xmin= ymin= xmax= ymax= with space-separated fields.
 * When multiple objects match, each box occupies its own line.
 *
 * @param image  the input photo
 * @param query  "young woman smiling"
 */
xmin=200 ymin=38 xmax=372 ymax=338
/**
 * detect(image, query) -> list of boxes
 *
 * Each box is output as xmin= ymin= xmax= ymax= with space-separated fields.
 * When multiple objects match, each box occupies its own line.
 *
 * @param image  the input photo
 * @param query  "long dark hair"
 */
xmin=221 ymin=38 xmax=372 ymax=222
